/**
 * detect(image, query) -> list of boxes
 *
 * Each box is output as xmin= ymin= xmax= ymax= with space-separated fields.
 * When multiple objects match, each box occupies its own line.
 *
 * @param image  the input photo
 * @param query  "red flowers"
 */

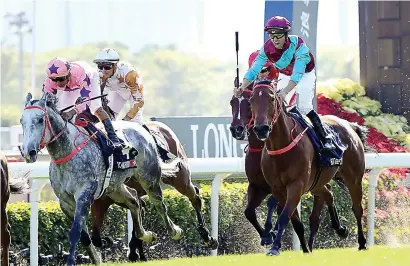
xmin=317 ymin=94 xmax=409 ymax=178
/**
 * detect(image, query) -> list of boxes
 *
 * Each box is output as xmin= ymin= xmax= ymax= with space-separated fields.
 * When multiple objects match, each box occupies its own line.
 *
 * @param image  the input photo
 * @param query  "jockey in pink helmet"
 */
xmin=234 ymin=16 xmax=335 ymax=152
xmin=43 ymin=57 xmax=123 ymax=151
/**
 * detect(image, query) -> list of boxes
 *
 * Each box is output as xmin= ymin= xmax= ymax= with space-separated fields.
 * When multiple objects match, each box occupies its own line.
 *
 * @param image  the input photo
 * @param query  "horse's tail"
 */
xmin=160 ymin=157 xmax=182 ymax=180
xmin=349 ymin=122 xmax=374 ymax=152
xmin=9 ymin=171 xmax=31 ymax=194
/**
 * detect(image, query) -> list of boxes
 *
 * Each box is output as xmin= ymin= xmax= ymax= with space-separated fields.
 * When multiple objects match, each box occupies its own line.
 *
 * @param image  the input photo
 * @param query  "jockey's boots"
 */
xmin=102 ymin=119 xmax=123 ymax=151
xmin=306 ymin=110 xmax=335 ymax=152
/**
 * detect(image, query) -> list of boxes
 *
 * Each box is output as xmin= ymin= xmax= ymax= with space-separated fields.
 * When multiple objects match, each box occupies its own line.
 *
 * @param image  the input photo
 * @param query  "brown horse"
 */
xmin=230 ymin=91 xmax=348 ymax=251
xmin=89 ymin=121 xmax=218 ymax=261
xmin=1 ymin=151 xmax=30 ymax=266
xmin=230 ymin=94 xmax=280 ymax=246
xmin=248 ymin=83 xmax=368 ymax=255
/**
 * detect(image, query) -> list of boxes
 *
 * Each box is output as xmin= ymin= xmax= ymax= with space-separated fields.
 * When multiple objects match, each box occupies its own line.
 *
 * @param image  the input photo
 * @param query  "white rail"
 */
xmin=7 ymin=153 xmax=410 ymax=265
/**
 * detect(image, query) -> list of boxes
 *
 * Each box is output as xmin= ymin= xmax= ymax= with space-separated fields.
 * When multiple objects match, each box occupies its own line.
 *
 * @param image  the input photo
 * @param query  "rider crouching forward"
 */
xmin=42 ymin=57 xmax=123 ymax=151
xmin=93 ymin=48 xmax=145 ymax=125
xmin=234 ymin=16 xmax=335 ymax=152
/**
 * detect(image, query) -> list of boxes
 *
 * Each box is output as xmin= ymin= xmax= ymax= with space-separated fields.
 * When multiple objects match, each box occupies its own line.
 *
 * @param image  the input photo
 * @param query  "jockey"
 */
xmin=234 ymin=16 xmax=335 ymax=152
xmin=93 ymin=48 xmax=174 ymax=161
xmin=42 ymin=57 xmax=123 ymax=151
xmin=93 ymin=48 xmax=145 ymax=124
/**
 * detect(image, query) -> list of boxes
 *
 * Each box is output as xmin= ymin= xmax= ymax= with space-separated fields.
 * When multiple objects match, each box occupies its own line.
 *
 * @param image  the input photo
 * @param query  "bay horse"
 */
xmin=1 ymin=151 xmax=30 ymax=266
xmin=89 ymin=120 xmax=218 ymax=262
xmin=19 ymin=92 xmax=183 ymax=266
xmin=230 ymin=94 xmax=280 ymax=246
xmin=248 ymin=83 xmax=368 ymax=255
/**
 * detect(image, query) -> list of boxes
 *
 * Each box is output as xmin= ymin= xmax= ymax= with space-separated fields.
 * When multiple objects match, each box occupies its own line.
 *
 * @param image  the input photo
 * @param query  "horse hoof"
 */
xmin=102 ymin=236 xmax=114 ymax=248
xmin=141 ymin=231 xmax=157 ymax=243
xmin=358 ymin=245 xmax=367 ymax=251
xmin=337 ymin=226 xmax=349 ymax=239
xmin=205 ymin=236 xmax=219 ymax=250
xmin=171 ymin=226 xmax=184 ymax=240
xmin=260 ymin=237 xmax=273 ymax=246
xmin=266 ymin=248 xmax=280 ymax=256
xmin=128 ymin=251 xmax=140 ymax=262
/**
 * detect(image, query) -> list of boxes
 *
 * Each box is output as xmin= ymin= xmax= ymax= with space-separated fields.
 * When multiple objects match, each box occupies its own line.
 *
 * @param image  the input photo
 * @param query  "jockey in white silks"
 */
xmin=93 ymin=48 xmax=145 ymax=125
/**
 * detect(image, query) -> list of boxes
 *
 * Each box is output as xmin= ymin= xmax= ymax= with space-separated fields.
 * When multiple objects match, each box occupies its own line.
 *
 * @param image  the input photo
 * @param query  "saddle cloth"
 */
xmin=288 ymin=108 xmax=348 ymax=167
xmin=76 ymin=119 xmax=138 ymax=171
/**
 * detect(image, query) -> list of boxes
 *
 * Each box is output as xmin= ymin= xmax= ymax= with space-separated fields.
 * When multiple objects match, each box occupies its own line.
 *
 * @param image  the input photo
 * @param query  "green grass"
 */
xmin=104 ymin=246 xmax=410 ymax=266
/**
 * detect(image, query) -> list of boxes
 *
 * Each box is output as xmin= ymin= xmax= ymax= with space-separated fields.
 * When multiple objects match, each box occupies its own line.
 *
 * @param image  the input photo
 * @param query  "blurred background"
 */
xmin=0 ymin=0 xmax=360 ymax=129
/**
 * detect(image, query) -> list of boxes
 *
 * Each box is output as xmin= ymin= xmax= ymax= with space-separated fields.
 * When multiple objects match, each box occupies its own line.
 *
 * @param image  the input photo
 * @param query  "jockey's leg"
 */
xmin=306 ymin=110 xmax=335 ymax=151
xmin=297 ymin=71 xmax=335 ymax=152
xmin=95 ymin=107 xmax=123 ymax=151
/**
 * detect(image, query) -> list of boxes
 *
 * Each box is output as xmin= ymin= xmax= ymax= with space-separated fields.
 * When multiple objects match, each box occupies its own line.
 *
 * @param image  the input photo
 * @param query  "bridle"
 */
xmin=23 ymin=105 xmax=67 ymax=152
xmin=249 ymin=84 xmax=308 ymax=155
xmin=22 ymin=104 xmax=97 ymax=164
xmin=250 ymin=84 xmax=282 ymax=135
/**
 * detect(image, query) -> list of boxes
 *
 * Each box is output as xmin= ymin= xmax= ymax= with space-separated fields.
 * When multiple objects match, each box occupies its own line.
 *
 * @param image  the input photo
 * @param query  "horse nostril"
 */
xmin=236 ymin=126 xmax=244 ymax=133
xmin=253 ymin=125 xmax=270 ymax=136
xmin=28 ymin=150 xmax=37 ymax=157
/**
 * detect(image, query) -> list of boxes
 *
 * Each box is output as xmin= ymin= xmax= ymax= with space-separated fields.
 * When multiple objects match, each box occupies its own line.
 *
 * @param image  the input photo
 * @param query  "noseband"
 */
xmin=250 ymin=84 xmax=282 ymax=134
xmin=250 ymin=84 xmax=308 ymax=155
xmin=23 ymin=105 xmax=67 ymax=152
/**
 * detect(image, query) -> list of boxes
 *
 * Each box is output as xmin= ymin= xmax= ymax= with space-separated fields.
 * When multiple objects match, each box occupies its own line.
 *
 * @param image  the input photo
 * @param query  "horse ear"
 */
xmin=45 ymin=92 xmax=58 ymax=107
xmin=25 ymin=92 xmax=33 ymax=106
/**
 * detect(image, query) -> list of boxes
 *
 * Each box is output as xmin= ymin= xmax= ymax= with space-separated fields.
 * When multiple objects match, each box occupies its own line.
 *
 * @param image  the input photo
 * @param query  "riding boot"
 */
xmin=306 ymin=110 xmax=335 ymax=151
xmin=102 ymin=119 xmax=123 ymax=152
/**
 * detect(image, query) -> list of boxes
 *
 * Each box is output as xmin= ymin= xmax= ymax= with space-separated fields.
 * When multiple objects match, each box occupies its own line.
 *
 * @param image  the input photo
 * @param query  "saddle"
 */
xmin=141 ymin=124 xmax=177 ymax=163
xmin=287 ymin=107 xmax=348 ymax=168
xmin=76 ymin=119 xmax=139 ymax=171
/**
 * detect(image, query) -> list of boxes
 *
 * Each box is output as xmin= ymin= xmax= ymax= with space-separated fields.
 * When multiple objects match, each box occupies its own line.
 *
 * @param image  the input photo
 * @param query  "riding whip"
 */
xmin=234 ymin=31 xmax=240 ymax=89
xmin=60 ymin=94 xmax=108 ymax=112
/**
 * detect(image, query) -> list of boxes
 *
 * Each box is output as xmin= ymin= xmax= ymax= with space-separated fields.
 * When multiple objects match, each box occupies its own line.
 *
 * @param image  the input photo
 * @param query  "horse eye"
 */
xmin=38 ymin=118 xmax=44 ymax=124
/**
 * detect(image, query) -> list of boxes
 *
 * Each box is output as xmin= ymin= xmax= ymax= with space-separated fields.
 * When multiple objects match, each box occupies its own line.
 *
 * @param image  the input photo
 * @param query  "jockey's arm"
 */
xmin=289 ymin=38 xmax=310 ymax=87
xmin=122 ymin=70 xmax=144 ymax=121
xmin=237 ymin=48 xmax=268 ymax=96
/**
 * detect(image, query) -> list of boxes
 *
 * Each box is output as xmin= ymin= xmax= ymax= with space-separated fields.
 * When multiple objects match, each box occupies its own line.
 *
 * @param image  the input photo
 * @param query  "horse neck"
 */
xmin=265 ymin=108 xmax=294 ymax=151
xmin=45 ymin=111 xmax=78 ymax=162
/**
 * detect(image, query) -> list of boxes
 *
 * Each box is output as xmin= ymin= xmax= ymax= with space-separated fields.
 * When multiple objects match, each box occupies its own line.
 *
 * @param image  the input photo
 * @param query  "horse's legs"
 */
xmin=1 ymin=203 xmax=10 ymax=266
xmin=128 ymin=232 xmax=146 ymax=262
xmin=289 ymin=208 xmax=310 ymax=253
xmin=244 ymin=184 xmax=268 ymax=243
xmin=263 ymin=195 xmax=279 ymax=245
xmin=90 ymin=196 xmax=114 ymax=248
xmin=140 ymin=178 xmax=183 ymax=240
xmin=67 ymin=183 xmax=98 ymax=266
xmin=344 ymin=179 xmax=367 ymax=250
xmin=108 ymin=184 xmax=156 ymax=243
xmin=308 ymin=195 xmax=325 ymax=251
xmin=312 ymin=184 xmax=349 ymax=239
xmin=267 ymin=182 xmax=304 ymax=256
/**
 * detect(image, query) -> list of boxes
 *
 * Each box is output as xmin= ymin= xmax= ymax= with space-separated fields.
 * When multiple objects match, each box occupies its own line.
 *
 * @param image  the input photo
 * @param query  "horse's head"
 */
xmin=20 ymin=92 xmax=65 ymax=163
xmin=249 ymin=83 xmax=282 ymax=141
xmin=229 ymin=90 xmax=253 ymax=140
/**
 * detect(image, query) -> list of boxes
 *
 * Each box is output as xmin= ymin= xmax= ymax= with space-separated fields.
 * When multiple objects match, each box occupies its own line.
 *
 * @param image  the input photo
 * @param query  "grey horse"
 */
xmin=19 ymin=92 xmax=183 ymax=266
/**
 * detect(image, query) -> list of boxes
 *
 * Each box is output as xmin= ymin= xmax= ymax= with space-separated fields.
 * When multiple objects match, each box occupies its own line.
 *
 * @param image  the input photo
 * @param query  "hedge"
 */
xmin=7 ymin=178 xmax=410 ymax=263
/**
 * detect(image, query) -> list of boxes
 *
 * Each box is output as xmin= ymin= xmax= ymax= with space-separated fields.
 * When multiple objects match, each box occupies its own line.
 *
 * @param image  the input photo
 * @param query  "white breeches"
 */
xmin=276 ymin=69 xmax=316 ymax=115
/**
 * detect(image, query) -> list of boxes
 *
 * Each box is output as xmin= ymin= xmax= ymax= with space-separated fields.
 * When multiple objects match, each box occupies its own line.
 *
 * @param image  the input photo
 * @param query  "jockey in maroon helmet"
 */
xmin=234 ymin=15 xmax=335 ymax=152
